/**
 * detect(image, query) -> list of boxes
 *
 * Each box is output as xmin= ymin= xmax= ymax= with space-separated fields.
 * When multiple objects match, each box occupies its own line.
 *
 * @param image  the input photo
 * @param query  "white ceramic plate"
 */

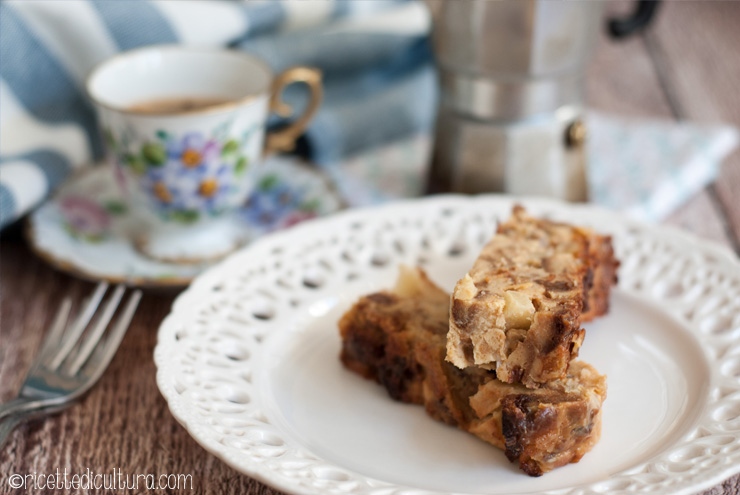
xmin=154 ymin=196 xmax=740 ymax=495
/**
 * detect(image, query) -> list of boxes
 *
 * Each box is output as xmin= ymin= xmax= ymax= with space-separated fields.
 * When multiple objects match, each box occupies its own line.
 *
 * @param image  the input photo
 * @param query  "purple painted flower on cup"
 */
xmin=59 ymin=196 xmax=111 ymax=241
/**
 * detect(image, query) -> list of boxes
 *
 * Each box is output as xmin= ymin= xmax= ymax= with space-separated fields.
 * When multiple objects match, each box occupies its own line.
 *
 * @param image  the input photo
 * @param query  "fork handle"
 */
xmin=0 ymin=398 xmax=30 ymax=421
xmin=0 ymin=397 xmax=61 ymax=421
xmin=0 ymin=414 xmax=25 ymax=449
xmin=0 ymin=404 xmax=69 ymax=450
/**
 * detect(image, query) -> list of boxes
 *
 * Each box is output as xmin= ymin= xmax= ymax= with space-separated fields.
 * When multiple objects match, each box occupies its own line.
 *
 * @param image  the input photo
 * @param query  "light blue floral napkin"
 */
xmin=586 ymin=113 xmax=738 ymax=221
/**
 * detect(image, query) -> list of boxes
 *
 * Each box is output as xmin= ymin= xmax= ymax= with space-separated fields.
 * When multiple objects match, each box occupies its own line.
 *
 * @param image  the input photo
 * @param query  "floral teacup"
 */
xmin=87 ymin=46 xmax=322 ymax=263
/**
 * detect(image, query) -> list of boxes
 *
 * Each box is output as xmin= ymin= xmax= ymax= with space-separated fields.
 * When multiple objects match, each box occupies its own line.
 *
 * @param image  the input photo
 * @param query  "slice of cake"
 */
xmin=447 ymin=206 xmax=618 ymax=388
xmin=339 ymin=267 xmax=607 ymax=476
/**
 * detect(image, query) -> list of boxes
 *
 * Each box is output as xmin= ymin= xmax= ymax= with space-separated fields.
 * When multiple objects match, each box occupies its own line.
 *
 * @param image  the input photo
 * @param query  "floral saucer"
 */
xmin=27 ymin=156 xmax=343 ymax=288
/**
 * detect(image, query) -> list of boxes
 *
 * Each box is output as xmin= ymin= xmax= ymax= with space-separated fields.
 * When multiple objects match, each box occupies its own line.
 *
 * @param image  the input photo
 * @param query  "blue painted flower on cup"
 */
xmin=109 ymin=127 xmax=252 ymax=224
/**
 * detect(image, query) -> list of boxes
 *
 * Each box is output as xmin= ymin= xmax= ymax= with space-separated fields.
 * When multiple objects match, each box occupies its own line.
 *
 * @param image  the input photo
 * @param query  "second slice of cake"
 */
xmin=447 ymin=206 xmax=618 ymax=388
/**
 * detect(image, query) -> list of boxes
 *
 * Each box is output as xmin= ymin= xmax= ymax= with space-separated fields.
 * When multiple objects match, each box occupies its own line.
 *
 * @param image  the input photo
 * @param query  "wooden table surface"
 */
xmin=2 ymin=2 xmax=739 ymax=494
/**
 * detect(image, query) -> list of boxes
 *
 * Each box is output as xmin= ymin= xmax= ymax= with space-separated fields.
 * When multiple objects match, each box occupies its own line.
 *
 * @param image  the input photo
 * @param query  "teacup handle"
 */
xmin=265 ymin=67 xmax=323 ymax=154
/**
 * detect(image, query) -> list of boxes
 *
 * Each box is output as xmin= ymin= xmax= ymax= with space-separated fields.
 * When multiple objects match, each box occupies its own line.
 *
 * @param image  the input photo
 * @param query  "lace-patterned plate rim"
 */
xmin=154 ymin=194 xmax=740 ymax=495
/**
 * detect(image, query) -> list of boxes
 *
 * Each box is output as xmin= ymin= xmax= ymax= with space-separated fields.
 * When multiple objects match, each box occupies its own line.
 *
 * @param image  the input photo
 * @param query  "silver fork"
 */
xmin=0 ymin=283 xmax=141 ymax=439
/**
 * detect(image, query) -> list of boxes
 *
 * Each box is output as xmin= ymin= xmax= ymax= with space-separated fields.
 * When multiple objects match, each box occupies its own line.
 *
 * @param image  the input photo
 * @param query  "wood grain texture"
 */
xmin=1 ymin=1 xmax=739 ymax=494
xmin=587 ymin=0 xmax=734 ymax=251
xmin=663 ymin=191 xmax=733 ymax=248
xmin=587 ymin=1 xmax=673 ymax=119
xmin=646 ymin=0 xmax=740 ymax=251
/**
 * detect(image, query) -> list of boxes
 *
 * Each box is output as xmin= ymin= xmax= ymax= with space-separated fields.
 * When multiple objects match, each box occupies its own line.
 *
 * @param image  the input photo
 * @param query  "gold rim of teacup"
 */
xmin=86 ymin=44 xmax=274 ymax=118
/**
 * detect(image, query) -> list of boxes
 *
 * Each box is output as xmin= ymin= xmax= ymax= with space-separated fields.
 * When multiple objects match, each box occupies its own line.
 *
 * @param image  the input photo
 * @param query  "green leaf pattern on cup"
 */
xmin=142 ymin=142 xmax=166 ymax=166
xmin=235 ymin=156 xmax=248 ymax=176
xmin=221 ymin=139 xmax=239 ymax=156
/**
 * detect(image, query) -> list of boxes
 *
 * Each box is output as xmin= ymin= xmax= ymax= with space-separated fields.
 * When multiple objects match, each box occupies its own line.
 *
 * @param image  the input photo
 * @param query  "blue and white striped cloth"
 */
xmin=0 ymin=0 xmax=435 ymax=228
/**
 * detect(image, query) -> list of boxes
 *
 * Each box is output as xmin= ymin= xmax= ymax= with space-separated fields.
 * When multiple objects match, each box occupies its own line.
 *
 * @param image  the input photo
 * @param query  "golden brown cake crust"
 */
xmin=339 ymin=267 xmax=607 ymax=476
xmin=446 ymin=206 xmax=618 ymax=388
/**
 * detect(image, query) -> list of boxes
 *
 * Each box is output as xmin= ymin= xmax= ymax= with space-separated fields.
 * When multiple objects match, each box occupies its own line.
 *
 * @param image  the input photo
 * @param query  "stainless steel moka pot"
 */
xmin=426 ymin=0 xmax=660 ymax=200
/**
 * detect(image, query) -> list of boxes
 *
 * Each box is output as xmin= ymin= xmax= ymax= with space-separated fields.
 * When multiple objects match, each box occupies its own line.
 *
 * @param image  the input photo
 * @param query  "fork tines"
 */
xmin=44 ymin=283 xmax=142 ymax=375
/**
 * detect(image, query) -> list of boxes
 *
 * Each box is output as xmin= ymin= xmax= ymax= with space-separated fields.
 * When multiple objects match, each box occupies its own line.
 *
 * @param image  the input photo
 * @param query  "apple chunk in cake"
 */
xmin=447 ymin=206 xmax=618 ymax=388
